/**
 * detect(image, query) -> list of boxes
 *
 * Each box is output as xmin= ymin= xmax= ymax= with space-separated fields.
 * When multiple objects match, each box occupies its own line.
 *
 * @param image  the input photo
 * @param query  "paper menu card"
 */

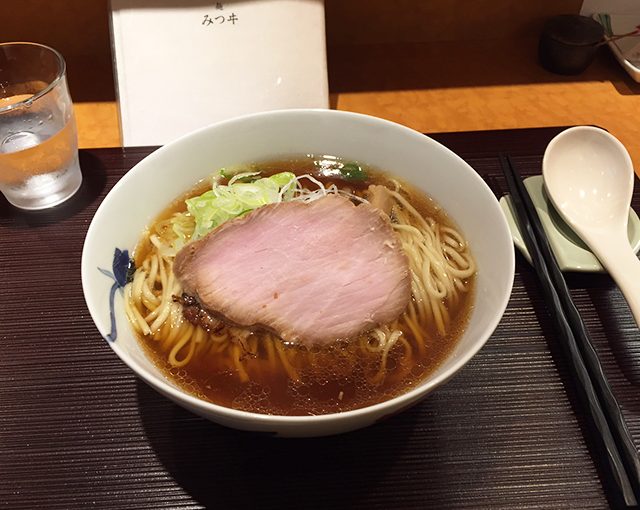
xmin=109 ymin=0 xmax=329 ymax=147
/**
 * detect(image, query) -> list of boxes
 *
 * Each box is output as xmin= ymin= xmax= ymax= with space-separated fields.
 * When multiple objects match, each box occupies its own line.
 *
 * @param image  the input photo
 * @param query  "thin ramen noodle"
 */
xmin=125 ymin=157 xmax=476 ymax=415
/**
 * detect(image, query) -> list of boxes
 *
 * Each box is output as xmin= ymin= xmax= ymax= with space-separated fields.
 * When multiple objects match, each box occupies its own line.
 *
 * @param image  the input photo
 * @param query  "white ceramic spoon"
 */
xmin=543 ymin=126 xmax=640 ymax=327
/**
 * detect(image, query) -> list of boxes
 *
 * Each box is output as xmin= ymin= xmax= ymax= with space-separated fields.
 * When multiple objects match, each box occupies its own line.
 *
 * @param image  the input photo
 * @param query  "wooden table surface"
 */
xmin=72 ymin=38 xmax=640 ymax=175
xmin=2 ymin=127 xmax=640 ymax=509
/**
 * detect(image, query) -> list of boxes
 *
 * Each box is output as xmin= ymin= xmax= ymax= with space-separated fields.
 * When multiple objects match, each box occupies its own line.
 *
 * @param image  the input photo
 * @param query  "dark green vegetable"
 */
xmin=340 ymin=162 xmax=367 ymax=181
xmin=219 ymin=168 xmax=259 ymax=183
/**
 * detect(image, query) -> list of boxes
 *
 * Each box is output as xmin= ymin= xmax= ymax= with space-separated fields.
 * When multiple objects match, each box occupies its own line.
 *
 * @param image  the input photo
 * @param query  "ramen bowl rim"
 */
xmin=81 ymin=108 xmax=514 ymax=435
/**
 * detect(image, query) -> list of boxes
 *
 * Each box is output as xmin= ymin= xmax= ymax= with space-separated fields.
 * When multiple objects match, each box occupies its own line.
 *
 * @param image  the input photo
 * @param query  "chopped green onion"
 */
xmin=340 ymin=162 xmax=367 ymax=181
xmin=186 ymin=171 xmax=296 ymax=240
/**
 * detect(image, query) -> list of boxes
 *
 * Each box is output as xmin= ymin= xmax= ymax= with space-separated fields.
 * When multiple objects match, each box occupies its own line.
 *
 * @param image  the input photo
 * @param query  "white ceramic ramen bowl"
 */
xmin=82 ymin=109 xmax=514 ymax=437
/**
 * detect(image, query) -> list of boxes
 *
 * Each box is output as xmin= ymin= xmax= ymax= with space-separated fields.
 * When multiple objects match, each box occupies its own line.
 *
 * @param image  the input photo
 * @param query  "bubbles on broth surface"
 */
xmin=142 ymin=334 xmax=445 ymax=416
xmin=132 ymin=156 xmax=475 ymax=416
xmin=232 ymin=382 xmax=274 ymax=415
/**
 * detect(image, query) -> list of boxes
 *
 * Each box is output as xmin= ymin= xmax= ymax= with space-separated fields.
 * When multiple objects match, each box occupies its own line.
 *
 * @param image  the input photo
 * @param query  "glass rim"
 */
xmin=0 ymin=42 xmax=67 ymax=115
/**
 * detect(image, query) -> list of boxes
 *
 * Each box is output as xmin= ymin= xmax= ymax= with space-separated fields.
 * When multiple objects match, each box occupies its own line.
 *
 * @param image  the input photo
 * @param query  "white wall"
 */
xmin=581 ymin=0 xmax=640 ymax=15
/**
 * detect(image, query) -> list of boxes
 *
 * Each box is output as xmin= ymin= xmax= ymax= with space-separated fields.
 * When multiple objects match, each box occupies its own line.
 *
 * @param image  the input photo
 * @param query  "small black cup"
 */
xmin=539 ymin=15 xmax=604 ymax=75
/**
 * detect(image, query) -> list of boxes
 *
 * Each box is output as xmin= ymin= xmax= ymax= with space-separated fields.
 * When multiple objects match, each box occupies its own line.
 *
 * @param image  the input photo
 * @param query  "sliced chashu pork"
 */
xmin=174 ymin=194 xmax=411 ymax=345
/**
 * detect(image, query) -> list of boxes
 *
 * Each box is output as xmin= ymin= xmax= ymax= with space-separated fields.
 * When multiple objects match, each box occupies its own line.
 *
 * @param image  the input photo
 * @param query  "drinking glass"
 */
xmin=0 ymin=42 xmax=82 ymax=210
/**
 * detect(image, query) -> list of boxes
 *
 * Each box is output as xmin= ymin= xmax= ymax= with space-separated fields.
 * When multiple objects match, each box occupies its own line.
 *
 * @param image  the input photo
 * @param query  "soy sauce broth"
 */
xmin=132 ymin=155 xmax=475 ymax=415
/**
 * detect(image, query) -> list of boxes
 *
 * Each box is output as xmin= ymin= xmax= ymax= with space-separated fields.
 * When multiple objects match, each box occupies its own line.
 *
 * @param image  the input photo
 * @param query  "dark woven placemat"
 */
xmin=1 ymin=127 xmax=638 ymax=509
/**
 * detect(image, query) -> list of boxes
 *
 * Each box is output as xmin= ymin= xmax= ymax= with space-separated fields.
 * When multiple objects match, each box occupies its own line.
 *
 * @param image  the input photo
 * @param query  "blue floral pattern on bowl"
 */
xmin=98 ymin=248 xmax=134 ymax=342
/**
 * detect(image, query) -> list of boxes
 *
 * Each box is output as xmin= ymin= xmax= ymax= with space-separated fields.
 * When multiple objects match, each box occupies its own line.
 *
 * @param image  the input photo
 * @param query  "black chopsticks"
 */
xmin=500 ymin=154 xmax=640 ymax=507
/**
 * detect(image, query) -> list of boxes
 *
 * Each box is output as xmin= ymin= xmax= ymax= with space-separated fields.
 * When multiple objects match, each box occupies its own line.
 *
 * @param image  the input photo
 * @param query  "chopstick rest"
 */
xmin=499 ymin=175 xmax=640 ymax=272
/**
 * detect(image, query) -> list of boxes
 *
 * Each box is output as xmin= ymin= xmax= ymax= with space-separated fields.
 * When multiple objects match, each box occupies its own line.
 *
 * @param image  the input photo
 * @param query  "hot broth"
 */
xmin=128 ymin=156 xmax=475 ymax=415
